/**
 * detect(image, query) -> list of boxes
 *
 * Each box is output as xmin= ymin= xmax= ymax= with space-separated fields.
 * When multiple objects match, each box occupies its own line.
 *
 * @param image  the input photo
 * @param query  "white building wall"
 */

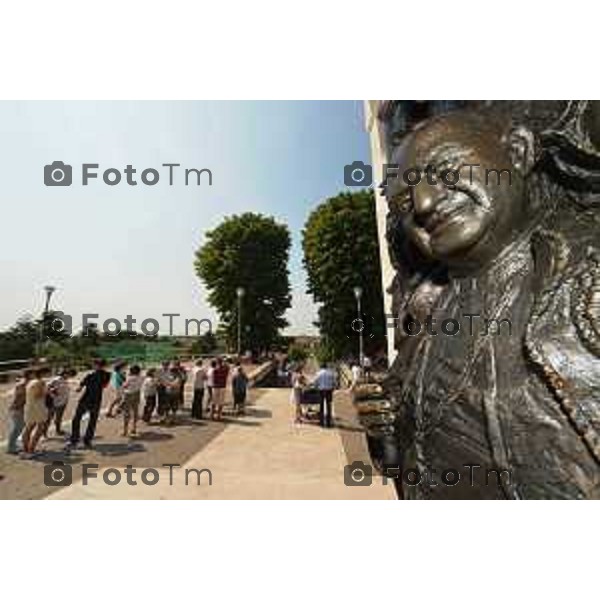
xmin=364 ymin=101 xmax=396 ymax=365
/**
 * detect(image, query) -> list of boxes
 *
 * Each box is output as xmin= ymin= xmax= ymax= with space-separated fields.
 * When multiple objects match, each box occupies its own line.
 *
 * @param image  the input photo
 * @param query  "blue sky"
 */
xmin=0 ymin=101 xmax=371 ymax=335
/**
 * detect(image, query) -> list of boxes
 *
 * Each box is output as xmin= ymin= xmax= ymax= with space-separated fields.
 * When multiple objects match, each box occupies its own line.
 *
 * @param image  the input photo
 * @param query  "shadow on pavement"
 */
xmin=93 ymin=442 xmax=147 ymax=457
xmin=135 ymin=431 xmax=174 ymax=442
xmin=30 ymin=450 xmax=86 ymax=465
xmin=243 ymin=408 xmax=272 ymax=419
xmin=218 ymin=417 xmax=262 ymax=427
xmin=157 ymin=418 xmax=209 ymax=428
xmin=333 ymin=422 xmax=364 ymax=433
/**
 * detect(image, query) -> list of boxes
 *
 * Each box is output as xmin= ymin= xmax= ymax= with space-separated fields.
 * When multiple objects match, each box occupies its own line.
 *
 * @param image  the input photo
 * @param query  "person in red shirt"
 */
xmin=210 ymin=358 xmax=229 ymax=421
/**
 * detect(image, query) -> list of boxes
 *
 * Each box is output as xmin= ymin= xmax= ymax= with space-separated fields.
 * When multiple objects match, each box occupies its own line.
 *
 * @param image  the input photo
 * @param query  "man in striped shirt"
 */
xmin=312 ymin=363 xmax=337 ymax=428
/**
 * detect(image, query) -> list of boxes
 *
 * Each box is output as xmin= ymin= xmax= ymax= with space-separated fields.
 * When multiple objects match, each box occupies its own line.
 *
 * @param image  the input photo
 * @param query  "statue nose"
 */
xmin=412 ymin=181 xmax=442 ymax=219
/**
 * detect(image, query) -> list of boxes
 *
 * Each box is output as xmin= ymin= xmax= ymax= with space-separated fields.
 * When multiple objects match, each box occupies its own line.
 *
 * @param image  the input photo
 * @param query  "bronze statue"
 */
xmin=381 ymin=102 xmax=600 ymax=499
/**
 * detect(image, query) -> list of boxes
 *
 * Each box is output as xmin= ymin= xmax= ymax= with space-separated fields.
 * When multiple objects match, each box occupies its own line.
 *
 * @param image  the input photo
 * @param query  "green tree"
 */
xmin=194 ymin=213 xmax=291 ymax=353
xmin=302 ymin=190 xmax=385 ymax=359
xmin=287 ymin=344 xmax=308 ymax=365
xmin=313 ymin=339 xmax=336 ymax=365
xmin=44 ymin=339 xmax=74 ymax=365
xmin=190 ymin=331 xmax=218 ymax=355
xmin=0 ymin=316 xmax=38 ymax=361
xmin=0 ymin=311 xmax=76 ymax=363
xmin=65 ymin=322 xmax=100 ymax=362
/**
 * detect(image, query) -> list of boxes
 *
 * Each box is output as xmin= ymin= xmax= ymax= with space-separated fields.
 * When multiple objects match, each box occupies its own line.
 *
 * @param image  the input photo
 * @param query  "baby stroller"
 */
xmin=299 ymin=386 xmax=322 ymax=422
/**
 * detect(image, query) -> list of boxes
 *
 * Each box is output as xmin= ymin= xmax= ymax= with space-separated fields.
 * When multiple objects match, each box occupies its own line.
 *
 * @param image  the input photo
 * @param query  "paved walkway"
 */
xmin=48 ymin=387 xmax=395 ymax=500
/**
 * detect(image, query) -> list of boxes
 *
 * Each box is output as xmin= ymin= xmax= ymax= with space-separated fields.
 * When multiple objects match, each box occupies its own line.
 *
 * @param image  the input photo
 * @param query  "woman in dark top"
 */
xmin=231 ymin=364 xmax=249 ymax=416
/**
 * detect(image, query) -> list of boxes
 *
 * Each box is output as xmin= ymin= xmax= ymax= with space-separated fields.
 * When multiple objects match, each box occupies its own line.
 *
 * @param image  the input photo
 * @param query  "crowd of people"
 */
xmin=289 ymin=362 xmax=338 ymax=428
xmin=287 ymin=357 xmax=375 ymax=428
xmin=5 ymin=356 xmax=250 ymax=457
xmin=5 ymin=355 xmax=372 ymax=458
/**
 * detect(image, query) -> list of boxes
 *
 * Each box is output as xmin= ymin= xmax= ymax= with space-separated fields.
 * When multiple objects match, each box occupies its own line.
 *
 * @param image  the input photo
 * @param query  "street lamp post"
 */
xmin=236 ymin=287 xmax=245 ymax=356
xmin=44 ymin=285 xmax=56 ymax=315
xmin=37 ymin=285 xmax=56 ymax=359
xmin=353 ymin=286 xmax=364 ymax=367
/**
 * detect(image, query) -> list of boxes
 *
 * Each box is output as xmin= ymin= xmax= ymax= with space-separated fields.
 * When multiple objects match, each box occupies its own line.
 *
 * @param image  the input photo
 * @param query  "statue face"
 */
xmin=583 ymin=100 xmax=600 ymax=150
xmin=387 ymin=114 xmax=529 ymax=270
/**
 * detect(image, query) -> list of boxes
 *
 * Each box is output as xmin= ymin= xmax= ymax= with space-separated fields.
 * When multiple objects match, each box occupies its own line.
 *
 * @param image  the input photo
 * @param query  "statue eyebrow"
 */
xmin=422 ymin=144 xmax=471 ymax=167
xmin=386 ymin=180 xmax=410 ymax=202
xmin=388 ymin=182 xmax=414 ymax=212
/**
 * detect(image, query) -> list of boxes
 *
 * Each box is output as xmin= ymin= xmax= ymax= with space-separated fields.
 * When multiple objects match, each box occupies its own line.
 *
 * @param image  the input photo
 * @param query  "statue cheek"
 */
xmin=408 ymin=226 xmax=433 ymax=257
xmin=458 ymin=218 xmax=487 ymax=241
xmin=429 ymin=217 xmax=486 ymax=257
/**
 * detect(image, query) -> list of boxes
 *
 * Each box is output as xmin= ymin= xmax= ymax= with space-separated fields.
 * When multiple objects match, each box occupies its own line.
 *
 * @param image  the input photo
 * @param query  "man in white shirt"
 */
xmin=156 ymin=361 xmax=171 ymax=418
xmin=44 ymin=368 xmax=71 ymax=437
xmin=311 ymin=363 xmax=337 ymax=428
xmin=122 ymin=365 xmax=143 ymax=437
xmin=350 ymin=362 xmax=362 ymax=390
xmin=363 ymin=355 xmax=372 ymax=382
xmin=191 ymin=359 xmax=207 ymax=419
xmin=206 ymin=359 xmax=216 ymax=406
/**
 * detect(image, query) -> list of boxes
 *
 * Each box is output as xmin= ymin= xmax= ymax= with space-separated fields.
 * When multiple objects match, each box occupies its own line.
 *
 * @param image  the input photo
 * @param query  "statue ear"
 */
xmin=508 ymin=126 xmax=535 ymax=175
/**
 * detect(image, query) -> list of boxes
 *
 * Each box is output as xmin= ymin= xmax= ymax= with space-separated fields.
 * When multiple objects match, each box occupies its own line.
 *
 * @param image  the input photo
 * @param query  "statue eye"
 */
xmin=393 ymin=190 xmax=413 ymax=214
xmin=438 ymin=160 xmax=457 ymax=173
